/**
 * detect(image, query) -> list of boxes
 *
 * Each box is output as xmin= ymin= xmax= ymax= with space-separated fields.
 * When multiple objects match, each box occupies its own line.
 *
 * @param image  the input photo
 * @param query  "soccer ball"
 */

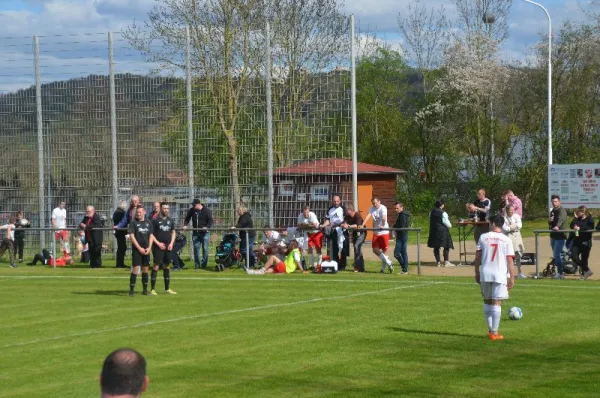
xmin=20 ymin=218 xmax=29 ymax=226
xmin=508 ymin=306 xmax=523 ymax=320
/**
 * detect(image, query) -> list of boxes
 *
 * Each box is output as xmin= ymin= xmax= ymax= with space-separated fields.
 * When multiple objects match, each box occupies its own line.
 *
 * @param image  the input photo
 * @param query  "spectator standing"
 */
xmin=341 ymin=204 xmax=365 ymax=272
xmin=149 ymin=201 xmax=161 ymax=221
xmin=14 ymin=210 xmax=30 ymax=263
xmin=80 ymin=206 xmax=104 ymax=268
xmin=501 ymin=205 xmax=526 ymax=279
xmin=0 ymin=216 xmax=16 ymax=268
xmin=361 ymin=197 xmax=393 ymax=273
xmin=393 ymin=202 xmax=410 ymax=274
xmin=100 ymin=348 xmax=149 ymax=398
xmin=466 ymin=189 xmax=492 ymax=242
xmin=52 ymin=201 xmax=70 ymax=255
xmin=503 ymin=190 xmax=523 ymax=218
xmin=427 ymin=200 xmax=455 ymax=267
xmin=297 ymin=205 xmax=323 ymax=269
xmin=235 ymin=205 xmax=256 ymax=269
xmin=114 ymin=195 xmax=140 ymax=233
xmin=112 ymin=201 xmax=128 ymax=268
xmin=184 ymin=199 xmax=213 ymax=269
xmin=548 ymin=195 xmax=568 ymax=279
xmin=571 ymin=206 xmax=594 ymax=280
xmin=321 ymin=195 xmax=348 ymax=270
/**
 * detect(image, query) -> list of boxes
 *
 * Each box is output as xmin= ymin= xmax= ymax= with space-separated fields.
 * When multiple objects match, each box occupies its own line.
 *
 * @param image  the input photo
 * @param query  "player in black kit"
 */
xmin=128 ymin=206 xmax=155 ymax=297
xmin=150 ymin=202 xmax=177 ymax=295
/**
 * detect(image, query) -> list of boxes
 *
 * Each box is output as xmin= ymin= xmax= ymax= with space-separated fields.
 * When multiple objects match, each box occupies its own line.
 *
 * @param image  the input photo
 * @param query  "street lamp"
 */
xmin=523 ymin=0 xmax=552 ymax=209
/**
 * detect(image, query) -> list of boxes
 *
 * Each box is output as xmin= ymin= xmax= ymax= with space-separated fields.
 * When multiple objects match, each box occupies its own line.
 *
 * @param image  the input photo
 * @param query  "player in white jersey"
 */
xmin=474 ymin=215 xmax=515 ymax=341
xmin=361 ymin=197 xmax=393 ymax=273
xmin=297 ymin=205 xmax=322 ymax=269
xmin=52 ymin=201 xmax=70 ymax=254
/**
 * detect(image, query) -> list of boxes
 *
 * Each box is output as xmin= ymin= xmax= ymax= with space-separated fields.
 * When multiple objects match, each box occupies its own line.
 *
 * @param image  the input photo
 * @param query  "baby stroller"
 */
xmin=543 ymin=236 xmax=578 ymax=277
xmin=215 ymin=233 xmax=241 ymax=272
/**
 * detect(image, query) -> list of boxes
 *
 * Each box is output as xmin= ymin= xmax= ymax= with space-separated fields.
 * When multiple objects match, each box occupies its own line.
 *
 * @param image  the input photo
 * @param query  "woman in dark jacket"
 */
xmin=234 ymin=205 xmax=256 ymax=268
xmin=571 ymin=205 xmax=594 ymax=280
xmin=427 ymin=199 xmax=454 ymax=267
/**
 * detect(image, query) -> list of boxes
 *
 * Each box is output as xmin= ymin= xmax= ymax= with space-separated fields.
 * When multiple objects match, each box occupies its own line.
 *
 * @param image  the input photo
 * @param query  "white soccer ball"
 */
xmin=20 ymin=218 xmax=29 ymax=226
xmin=508 ymin=306 xmax=523 ymax=320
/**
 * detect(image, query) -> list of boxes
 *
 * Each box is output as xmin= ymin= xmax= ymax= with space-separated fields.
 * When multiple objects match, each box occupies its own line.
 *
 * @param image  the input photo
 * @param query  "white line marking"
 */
xmin=0 ymin=275 xmax=598 ymax=289
xmin=1 ymin=282 xmax=439 ymax=350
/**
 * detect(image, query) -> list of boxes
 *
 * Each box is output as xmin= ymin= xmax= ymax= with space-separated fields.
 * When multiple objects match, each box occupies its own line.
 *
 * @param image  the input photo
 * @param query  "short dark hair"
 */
xmin=395 ymin=202 xmax=404 ymax=207
xmin=551 ymin=194 xmax=560 ymax=201
xmin=302 ymin=205 xmax=310 ymax=211
xmin=101 ymin=348 xmax=146 ymax=396
xmin=160 ymin=202 xmax=168 ymax=208
xmin=434 ymin=199 xmax=444 ymax=208
xmin=489 ymin=215 xmax=504 ymax=229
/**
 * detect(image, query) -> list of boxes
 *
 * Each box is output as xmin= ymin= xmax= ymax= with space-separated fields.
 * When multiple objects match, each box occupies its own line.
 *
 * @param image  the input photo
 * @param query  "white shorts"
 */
xmin=480 ymin=282 xmax=509 ymax=300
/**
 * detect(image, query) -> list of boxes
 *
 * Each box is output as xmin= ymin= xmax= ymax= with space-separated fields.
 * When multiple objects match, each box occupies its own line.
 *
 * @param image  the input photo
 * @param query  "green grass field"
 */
xmin=1 ymin=264 xmax=599 ymax=397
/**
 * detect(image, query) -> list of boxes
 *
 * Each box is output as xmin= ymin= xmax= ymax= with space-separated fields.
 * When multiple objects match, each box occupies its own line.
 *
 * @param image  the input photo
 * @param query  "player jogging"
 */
xmin=52 ymin=201 xmax=70 ymax=255
xmin=128 ymin=206 xmax=154 ymax=297
xmin=474 ymin=214 xmax=515 ymax=341
xmin=361 ymin=197 xmax=393 ymax=273
xmin=150 ymin=202 xmax=177 ymax=295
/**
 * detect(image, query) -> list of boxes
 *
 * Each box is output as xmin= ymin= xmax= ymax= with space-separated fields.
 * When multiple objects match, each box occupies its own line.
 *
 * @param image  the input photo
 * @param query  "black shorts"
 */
xmin=132 ymin=249 xmax=151 ymax=267
xmin=152 ymin=246 xmax=172 ymax=266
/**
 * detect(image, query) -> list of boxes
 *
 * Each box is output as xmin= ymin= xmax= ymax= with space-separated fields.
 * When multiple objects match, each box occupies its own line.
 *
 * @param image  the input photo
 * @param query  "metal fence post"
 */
xmin=186 ymin=27 xmax=195 ymax=202
xmin=245 ymin=232 xmax=250 ymax=271
xmin=266 ymin=22 xmax=274 ymax=227
xmin=417 ymin=229 xmax=421 ymax=275
xmin=534 ymin=231 xmax=539 ymax=278
xmin=109 ymin=32 xmax=118 ymax=259
xmin=350 ymin=15 xmax=358 ymax=210
xmin=34 ymin=35 xmax=46 ymax=249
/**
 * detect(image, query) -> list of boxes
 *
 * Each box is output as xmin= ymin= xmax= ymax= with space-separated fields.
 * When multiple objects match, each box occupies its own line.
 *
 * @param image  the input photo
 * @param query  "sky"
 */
xmin=0 ymin=0 xmax=596 ymax=93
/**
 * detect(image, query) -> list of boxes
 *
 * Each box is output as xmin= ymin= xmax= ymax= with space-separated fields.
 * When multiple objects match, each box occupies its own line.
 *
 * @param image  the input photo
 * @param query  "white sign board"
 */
xmin=549 ymin=164 xmax=600 ymax=207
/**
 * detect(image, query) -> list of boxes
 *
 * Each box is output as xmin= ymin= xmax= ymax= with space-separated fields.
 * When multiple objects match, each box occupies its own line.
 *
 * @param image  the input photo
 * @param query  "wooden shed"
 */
xmin=273 ymin=158 xmax=405 ymax=236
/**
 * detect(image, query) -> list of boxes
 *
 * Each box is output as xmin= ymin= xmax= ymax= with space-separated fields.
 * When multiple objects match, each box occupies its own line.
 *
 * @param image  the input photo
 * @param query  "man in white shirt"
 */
xmin=297 ymin=205 xmax=322 ymax=269
xmin=0 ymin=216 xmax=17 ymax=268
xmin=257 ymin=229 xmax=283 ymax=264
xmin=361 ymin=197 xmax=393 ymax=273
xmin=52 ymin=201 xmax=70 ymax=254
xmin=474 ymin=214 xmax=515 ymax=341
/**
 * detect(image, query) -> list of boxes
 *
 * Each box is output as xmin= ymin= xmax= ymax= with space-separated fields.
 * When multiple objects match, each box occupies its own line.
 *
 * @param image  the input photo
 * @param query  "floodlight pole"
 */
xmin=523 ymin=0 xmax=552 ymax=210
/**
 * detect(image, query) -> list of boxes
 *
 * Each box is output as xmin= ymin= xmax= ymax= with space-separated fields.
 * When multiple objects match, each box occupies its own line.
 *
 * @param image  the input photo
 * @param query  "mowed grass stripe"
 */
xmin=1 ymin=281 xmax=439 ymax=350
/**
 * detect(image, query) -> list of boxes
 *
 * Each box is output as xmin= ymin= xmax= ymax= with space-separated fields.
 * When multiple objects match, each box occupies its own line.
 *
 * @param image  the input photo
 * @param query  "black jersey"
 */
xmin=153 ymin=216 xmax=175 ymax=244
xmin=128 ymin=218 xmax=154 ymax=248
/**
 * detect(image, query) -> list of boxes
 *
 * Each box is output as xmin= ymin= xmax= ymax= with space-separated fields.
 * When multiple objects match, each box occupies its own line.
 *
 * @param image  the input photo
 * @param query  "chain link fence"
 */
xmin=0 ymin=23 xmax=353 ymax=261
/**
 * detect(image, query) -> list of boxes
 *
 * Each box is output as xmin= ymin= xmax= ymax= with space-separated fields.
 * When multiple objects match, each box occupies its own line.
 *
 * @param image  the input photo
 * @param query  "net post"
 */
xmin=350 ymin=15 xmax=358 ymax=210
xmin=266 ymin=22 xmax=274 ymax=227
xmin=34 ymin=35 xmax=46 ymax=249
xmin=108 ymin=31 xmax=118 ymax=260
xmin=186 ymin=26 xmax=195 ymax=202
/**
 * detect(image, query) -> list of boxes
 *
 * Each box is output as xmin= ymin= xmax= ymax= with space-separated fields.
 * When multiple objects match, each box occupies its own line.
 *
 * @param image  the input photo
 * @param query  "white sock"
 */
xmin=378 ymin=253 xmax=387 ymax=262
xmin=381 ymin=262 xmax=386 ymax=272
xmin=257 ymin=267 xmax=266 ymax=275
xmin=483 ymin=304 xmax=493 ymax=331
xmin=63 ymin=242 xmax=70 ymax=254
xmin=318 ymin=254 xmax=322 ymax=265
xmin=309 ymin=254 xmax=314 ymax=268
xmin=491 ymin=305 xmax=502 ymax=333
